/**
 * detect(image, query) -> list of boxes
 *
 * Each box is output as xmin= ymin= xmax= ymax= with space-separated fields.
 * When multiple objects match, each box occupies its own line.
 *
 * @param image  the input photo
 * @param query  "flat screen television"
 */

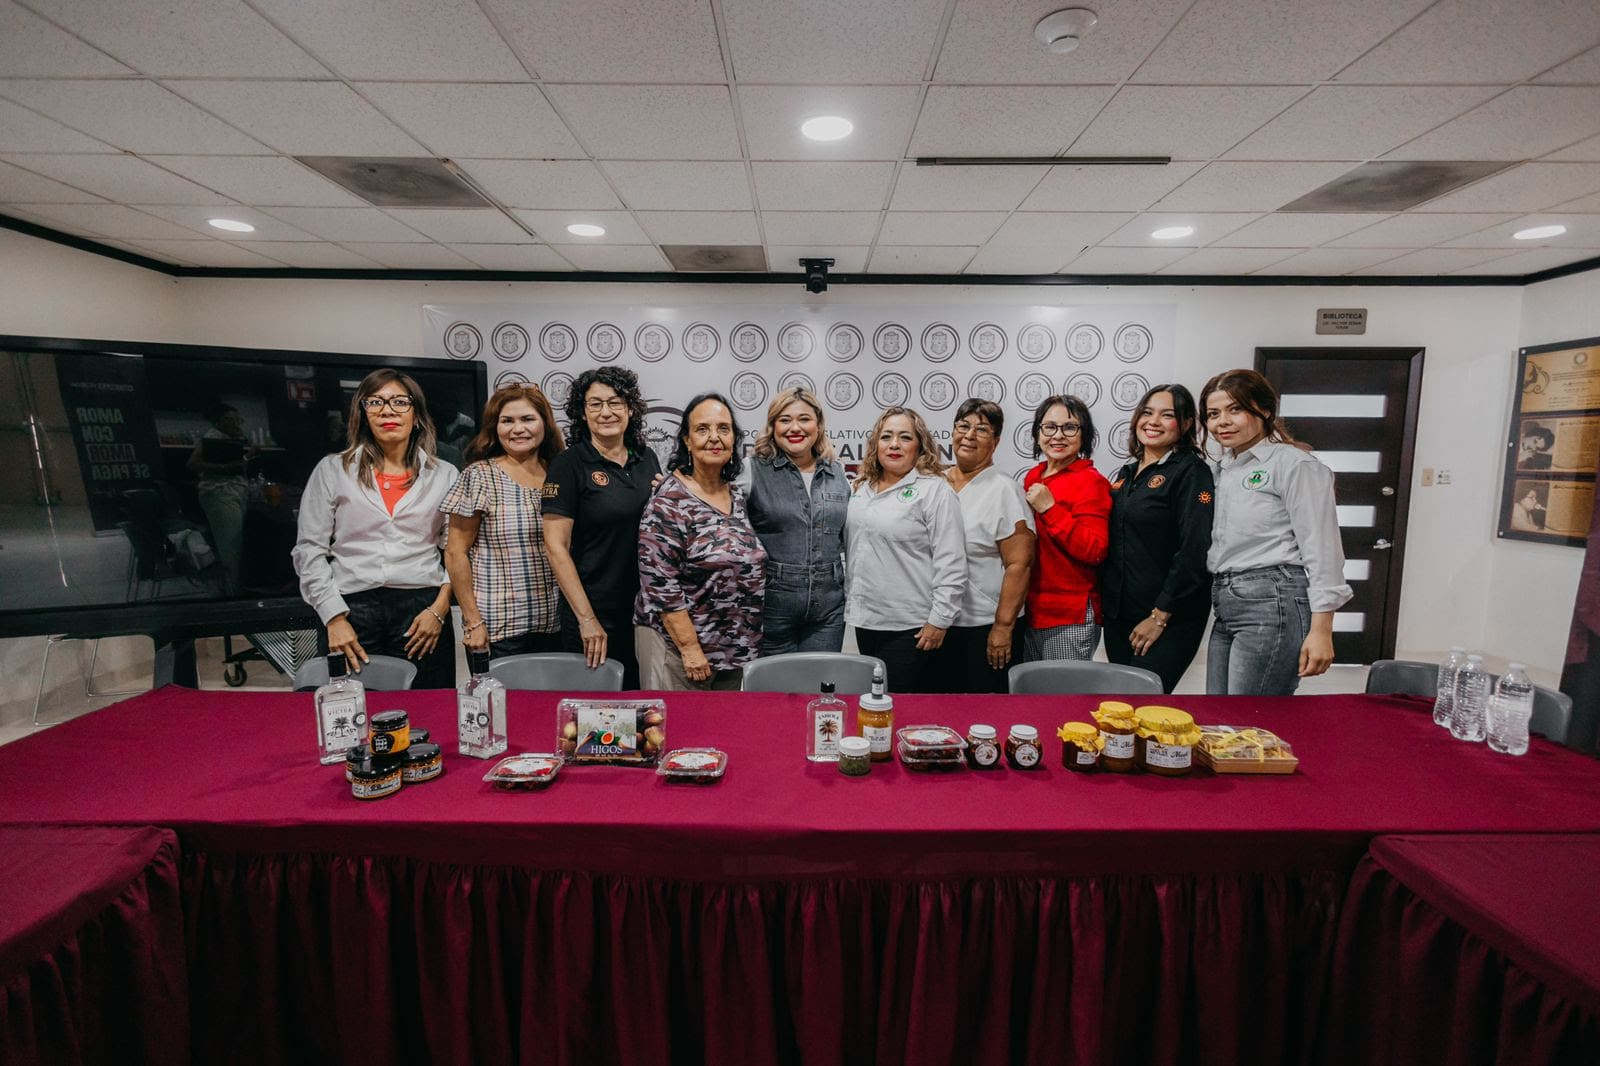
xmin=0 ymin=335 xmax=486 ymax=640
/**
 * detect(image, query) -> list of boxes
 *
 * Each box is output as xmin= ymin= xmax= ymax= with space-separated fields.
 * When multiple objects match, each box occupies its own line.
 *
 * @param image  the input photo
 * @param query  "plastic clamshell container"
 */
xmin=655 ymin=747 xmax=729 ymax=783
xmin=483 ymin=753 xmax=565 ymax=790
xmin=895 ymin=725 xmax=969 ymax=752
xmin=557 ymin=699 xmax=666 ymax=766
xmin=897 ymin=743 xmax=965 ymax=771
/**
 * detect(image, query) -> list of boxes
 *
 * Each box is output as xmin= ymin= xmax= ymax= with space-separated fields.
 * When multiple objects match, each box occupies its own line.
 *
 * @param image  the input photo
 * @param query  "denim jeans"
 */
xmin=760 ymin=559 xmax=846 ymax=655
xmin=1207 ymin=565 xmax=1311 ymax=696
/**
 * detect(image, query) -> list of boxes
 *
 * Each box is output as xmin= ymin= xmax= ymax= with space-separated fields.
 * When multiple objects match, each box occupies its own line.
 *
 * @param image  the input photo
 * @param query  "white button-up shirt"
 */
xmin=1208 ymin=439 xmax=1353 ymax=614
xmin=292 ymin=451 xmax=459 ymax=624
xmin=844 ymin=469 xmax=967 ymax=630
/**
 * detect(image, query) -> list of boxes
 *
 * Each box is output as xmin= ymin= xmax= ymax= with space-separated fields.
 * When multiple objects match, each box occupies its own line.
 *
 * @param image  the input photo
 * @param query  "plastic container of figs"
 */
xmin=556 ymin=699 xmax=666 ymax=766
xmin=897 ymin=725 xmax=968 ymax=754
xmin=655 ymin=747 xmax=729 ymax=784
xmin=483 ymin=753 xmax=565 ymax=790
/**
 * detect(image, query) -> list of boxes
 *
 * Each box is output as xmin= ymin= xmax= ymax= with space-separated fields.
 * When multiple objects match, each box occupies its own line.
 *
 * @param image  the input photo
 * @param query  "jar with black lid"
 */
xmin=402 ymin=742 xmax=443 ymax=783
xmin=349 ymin=753 xmax=403 ymax=800
xmin=370 ymin=709 xmax=411 ymax=756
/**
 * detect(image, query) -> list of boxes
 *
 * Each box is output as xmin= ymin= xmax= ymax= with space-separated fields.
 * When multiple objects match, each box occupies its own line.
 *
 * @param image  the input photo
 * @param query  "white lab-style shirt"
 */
xmin=951 ymin=466 xmax=1034 ymax=627
xmin=292 ymin=451 xmax=459 ymax=624
xmin=844 ymin=469 xmax=967 ymax=631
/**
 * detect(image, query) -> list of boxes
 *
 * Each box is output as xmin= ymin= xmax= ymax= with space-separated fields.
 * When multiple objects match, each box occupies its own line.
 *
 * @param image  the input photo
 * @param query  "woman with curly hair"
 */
xmin=544 ymin=366 xmax=662 ymax=688
xmin=844 ymin=406 xmax=966 ymax=693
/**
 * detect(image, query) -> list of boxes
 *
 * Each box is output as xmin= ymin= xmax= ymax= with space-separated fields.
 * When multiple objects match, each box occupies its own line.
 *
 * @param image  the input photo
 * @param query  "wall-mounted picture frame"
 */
xmin=1501 ymin=335 xmax=1600 ymax=547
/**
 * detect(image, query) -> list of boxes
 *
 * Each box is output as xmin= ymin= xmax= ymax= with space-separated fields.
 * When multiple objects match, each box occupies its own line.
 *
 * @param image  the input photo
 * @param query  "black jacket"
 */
xmin=1100 ymin=449 xmax=1215 ymax=622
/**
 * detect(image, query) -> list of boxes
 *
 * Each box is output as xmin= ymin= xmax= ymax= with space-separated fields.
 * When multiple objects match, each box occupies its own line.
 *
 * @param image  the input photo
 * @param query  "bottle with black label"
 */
xmin=458 ymin=649 xmax=507 ymax=759
xmin=314 ymin=652 xmax=368 ymax=765
xmin=857 ymin=665 xmax=894 ymax=762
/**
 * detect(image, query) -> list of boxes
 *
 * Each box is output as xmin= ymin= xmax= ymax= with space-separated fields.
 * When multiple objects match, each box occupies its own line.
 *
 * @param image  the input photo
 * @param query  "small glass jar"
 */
xmin=1134 ymin=706 xmax=1202 ymax=777
xmin=344 ymin=742 xmax=369 ymax=783
xmin=409 ymin=727 xmax=430 ymax=745
xmin=369 ymin=709 xmax=411 ymax=756
xmin=1093 ymin=701 xmax=1138 ymax=773
xmin=838 ymin=736 xmax=872 ymax=777
xmin=350 ymin=753 xmax=402 ymax=800
xmin=858 ymin=705 xmax=894 ymax=763
xmin=402 ymin=741 xmax=443 ymax=783
xmin=1057 ymin=722 xmax=1103 ymax=772
xmin=965 ymin=724 xmax=1001 ymax=770
xmin=1004 ymin=725 xmax=1042 ymax=770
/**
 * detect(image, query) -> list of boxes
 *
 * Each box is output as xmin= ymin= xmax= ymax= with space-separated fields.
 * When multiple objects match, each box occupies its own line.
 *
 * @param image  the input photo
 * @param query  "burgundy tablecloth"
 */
xmin=1322 ymin=834 xmax=1600 ymax=1066
xmin=0 ymin=826 xmax=187 ymax=1066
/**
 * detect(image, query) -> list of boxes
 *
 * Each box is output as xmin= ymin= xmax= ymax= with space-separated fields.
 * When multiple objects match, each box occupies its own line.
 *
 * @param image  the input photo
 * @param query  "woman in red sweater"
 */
xmin=1021 ymin=394 xmax=1112 ymax=662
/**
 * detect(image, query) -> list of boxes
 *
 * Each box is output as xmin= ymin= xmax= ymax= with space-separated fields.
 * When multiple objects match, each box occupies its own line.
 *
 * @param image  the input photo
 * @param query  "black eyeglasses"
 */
xmin=1039 ymin=422 xmax=1081 ymax=438
xmin=362 ymin=396 xmax=413 ymax=412
xmin=952 ymin=421 xmax=995 ymax=437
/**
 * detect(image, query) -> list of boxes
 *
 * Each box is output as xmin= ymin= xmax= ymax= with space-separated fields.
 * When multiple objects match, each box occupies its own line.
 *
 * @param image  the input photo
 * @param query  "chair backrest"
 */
xmin=741 ymin=653 xmax=887 ymax=695
xmin=292 ymin=654 xmax=419 ymax=692
xmin=488 ymin=653 xmax=624 ymax=692
xmin=1530 ymin=684 xmax=1573 ymax=745
xmin=1007 ymin=660 xmax=1163 ymax=695
xmin=1364 ymin=659 xmax=1437 ymax=698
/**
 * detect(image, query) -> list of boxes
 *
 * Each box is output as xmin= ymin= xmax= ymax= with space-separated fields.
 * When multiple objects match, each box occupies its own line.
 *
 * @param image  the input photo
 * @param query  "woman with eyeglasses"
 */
xmin=1101 ymin=384 xmax=1214 ymax=693
xmin=1021 ymin=394 xmax=1111 ymax=663
xmin=544 ymin=366 xmax=662 ymax=688
xmin=440 ymin=383 xmax=566 ymax=660
xmin=941 ymin=399 xmax=1034 ymax=692
xmin=293 ymin=368 xmax=460 ymax=688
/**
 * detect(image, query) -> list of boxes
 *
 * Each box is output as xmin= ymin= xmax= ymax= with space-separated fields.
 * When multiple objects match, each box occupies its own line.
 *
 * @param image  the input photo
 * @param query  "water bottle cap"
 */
xmin=1449 ymin=646 xmax=1466 ymax=653
xmin=1507 ymin=662 xmax=1525 ymax=671
xmin=1466 ymin=654 xmax=1483 ymax=662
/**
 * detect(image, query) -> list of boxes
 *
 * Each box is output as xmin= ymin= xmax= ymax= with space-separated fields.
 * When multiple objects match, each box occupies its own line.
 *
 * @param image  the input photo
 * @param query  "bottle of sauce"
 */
xmin=857 ymin=665 xmax=894 ymax=763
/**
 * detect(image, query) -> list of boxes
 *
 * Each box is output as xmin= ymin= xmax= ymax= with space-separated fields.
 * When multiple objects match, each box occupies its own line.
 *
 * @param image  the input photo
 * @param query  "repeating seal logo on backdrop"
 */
xmin=777 ymin=371 xmax=816 ymax=395
xmin=873 ymin=323 xmax=911 ymax=362
xmin=683 ymin=323 xmax=720 ymax=362
xmin=491 ymin=322 xmax=529 ymax=362
xmin=825 ymin=372 xmax=863 ymax=411
xmin=445 ymin=322 xmax=482 ymax=360
xmin=1016 ymin=373 xmax=1054 ymax=410
xmin=1018 ymin=323 xmax=1054 ymax=363
xmin=1114 ymin=323 xmax=1153 ymax=363
xmin=920 ymin=373 xmax=957 ymax=411
xmin=1108 ymin=421 xmax=1133 ymax=460
xmin=731 ymin=322 xmax=768 ymax=363
xmin=539 ymin=323 xmax=577 ymax=362
xmin=921 ymin=324 xmax=958 ymax=362
xmin=968 ymin=373 xmax=1006 ymax=405
xmin=730 ymin=372 xmax=769 ymax=412
xmin=1112 ymin=372 xmax=1150 ymax=411
xmin=827 ymin=323 xmax=864 ymax=362
xmin=634 ymin=323 xmax=672 ymax=363
xmin=1066 ymin=323 xmax=1103 ymax=362
xmin=873 ymin=372 xmax=911 ymax=408
xmin=587 ymin=323 xmax=625 ymax=362
xmin=1012 ymin=423 xmax=1034 ymax=459
xmin=1064 ymin=372 xmax=1101 ymax=408
xmin=494 ymin=370 xmax=529 ymax=390
xmin=778 ymin=322 xmax=815 ymax=362
xmin=969 ymin=323 xmax=1006 ymax=363
xmin=644 ymin=403 xmax=681 ymax=470
xmin=540 ymin=371 xmax=575 ymax=411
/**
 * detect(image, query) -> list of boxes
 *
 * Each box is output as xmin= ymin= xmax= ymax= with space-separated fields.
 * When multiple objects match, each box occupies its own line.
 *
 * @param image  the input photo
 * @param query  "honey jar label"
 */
xmin=971 ymin=741 xmax=999 ymax=766
xmin=1013 ymin=742 xmax=1040 ymax=768
xmin=1146 ymin=742 xmax=1192 ymax=770
xmin=862 ymin=724 xmax=891 ymax=754
xmin=1103 ymin=732 xmax=1135 ymax=758
xmin=1075 ymin=750 xmax=1097 ymax=765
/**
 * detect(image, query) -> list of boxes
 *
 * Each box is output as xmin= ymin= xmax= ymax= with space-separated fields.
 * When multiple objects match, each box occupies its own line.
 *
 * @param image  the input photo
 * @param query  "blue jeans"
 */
xmin=1207 ymin=565 xmax=1311 ymax=696
xmin=760 ymin=560 xmax=845 ymax=655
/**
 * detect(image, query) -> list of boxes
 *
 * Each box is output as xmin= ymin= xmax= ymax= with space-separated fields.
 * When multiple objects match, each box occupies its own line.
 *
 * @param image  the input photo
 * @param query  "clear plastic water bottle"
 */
xmin=1487 ymin=662 xmax=1535 ymax=756
xmin=1449 ymin=654 xmax=1491 ymax=742
xmin=1433 ymin=646 xmax=1466 ymax=728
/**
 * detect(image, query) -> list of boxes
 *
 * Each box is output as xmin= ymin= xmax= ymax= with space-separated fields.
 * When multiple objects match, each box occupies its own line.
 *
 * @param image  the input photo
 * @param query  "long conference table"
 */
xmin=2 ymin=686 xmax=1599 ymax=1065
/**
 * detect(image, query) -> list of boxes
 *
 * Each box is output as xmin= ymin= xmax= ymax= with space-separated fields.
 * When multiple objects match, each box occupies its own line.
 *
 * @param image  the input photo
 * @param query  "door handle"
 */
xmin=1380 ymin=486 xmax=1395 ymax=496
xmin=1373 ymin=538 xmax=1392 ymax=550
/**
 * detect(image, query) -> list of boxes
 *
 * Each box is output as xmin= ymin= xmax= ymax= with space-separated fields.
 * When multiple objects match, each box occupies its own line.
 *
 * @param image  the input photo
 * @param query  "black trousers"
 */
xmin=558 ymin=604 xmax=639 ymax=690
xmin=936 ymin=623 xmax=1015 ymax=694
xmin=854 ymin=627 xmax=944 ymax=694
xmin=489 ymin=630 xmax=564 ymax=661
xmin=320 ymin=585 xmax=457 ymax=691
xmin=1102 ymin=612 xmax=1208 ymax=694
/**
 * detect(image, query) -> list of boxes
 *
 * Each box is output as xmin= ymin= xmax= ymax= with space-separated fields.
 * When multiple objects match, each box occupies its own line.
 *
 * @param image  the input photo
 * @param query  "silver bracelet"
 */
xmin=426 ymin=606 xmax=446 ymax=626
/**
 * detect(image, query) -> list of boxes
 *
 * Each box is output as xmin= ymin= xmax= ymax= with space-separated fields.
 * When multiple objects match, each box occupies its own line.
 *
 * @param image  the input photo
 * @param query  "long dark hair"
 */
xmin=1200 ymin=369 xmax=1294 ymax=449
xmin=668 ymin=392 xmax=743 ymax=482
xmin=564 ymin=366 xmax=649 ymax=455
xmin=465 ymin=383 xmax=566 ymax=465
xmin=1030 ymin=394 xmax=1097 ymax=460
xmin=341 ymin=368 xmax=438 ymax=488
xmin=1125 ymin=383 xmax=1202 ymax=460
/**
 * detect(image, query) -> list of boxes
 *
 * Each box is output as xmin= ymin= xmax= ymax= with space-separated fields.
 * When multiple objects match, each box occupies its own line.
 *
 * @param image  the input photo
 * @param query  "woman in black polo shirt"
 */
xmin=1101 ymin=383 xmax=1214 ymax=693
xmin=544 ymin=366 xmax=662 ymax=688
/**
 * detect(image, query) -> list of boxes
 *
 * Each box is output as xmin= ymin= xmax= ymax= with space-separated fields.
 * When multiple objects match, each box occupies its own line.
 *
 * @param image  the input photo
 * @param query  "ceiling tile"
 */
xmin=0 ymin=97 xmax=111 ymax=151
xmin=723 ymin=0 xmax=947 ymax=82
xmin=752 ymin=162 xmax=895 ymax=211
xmin=356 ymin=83 xmax=581 ymax=158
xmin=1329 ymin=212 xmax=1518 ymax=247
xmin=1212 ymin=212 xmax=1384 ymax=247
xmin=1440 ymin=213 xmax=1600 ymax=248
xmin=1101 ymin=211 xmax=1262 ymax=246
xmin=935 ymin=0 xmax=1190 ymax=84
xmin=1339 ymin=0 xmax=1600 ymax=84
xmin=362 ymin=208 xmax=528 ymax=244
xmin=0 ymin=2 xmax=131 ymax=76
xmin=1552 ymin=190 xmax=1600 ymax=212
xmin=135 ymin=204 xmax=320 ymax=240
xmin=1157 ymin=248 xmax=1296 ymax=274
xmin=1136 ymin=0 xmax=1431 ymax=83
xmin=760 ymin=211 xmax=881 ymax=245
xmin=510 ymin=209 xmax=652 ymax=244
xmin=964 ymin=243 xmax=1078 ymax=274
xmin=1261 ymin=247 xmax=1413 ymax=274
xmin=1225 ymin=86 xmax=1500 ymax=162
xmin=0 ymin=159 xmax=105 ymax=203
xmin=543 ymin=84 xmax=741 ymax=160
xmin=1156 ymin=162 xmax=1352 ymax=212
xmin=598 ymin=161 xmax=752 ymax=211
xmin=1536 ymin=46 xmax=1600 ymax=84
xmin=35 ymin=0 xmax=326 ymax=78
xmin=338 ymin=242 xmax=478 ymax=269
xmin=739 ymin=85 xmax=921 ymax=161
xmin=635 ymin=211 xmax=760 ymax=244
xmin=1065 ymin=246 xmax=1191 ymax=273
xmin=232 ymin=242 xmax=383 ymax=268
xmin=867 ymin=245 xmax=978 ymax=272
xmin=1546 ymin=133 xmax=1600 ymax=161
xmin=482 ymin=0 xmax=725 ymax=82
xmin=1071 ymin=86 xmax=1308 ymax=159
xmin=116 ymin=237 xmax=286 ymax=267
xmin=96 ymin=238 xmax=187 ymax=265
xmin=0 ymin=79 xmax=267 ymax=154
xmin=1386 ymin=87 xmax=1600 ymax=161
xmin=144 ymin=155 xmax=364 ymax=207
xmin=887 ymin=164 xmax=1047 ymax=210
xmin=248 ymin=0 xmax=526 ymax=80
xmin=1 ymin=154 xmax=227 ymax=203
xmin=9 ymin=203 xmax=211 ymax=240
xmin=909 ymin=86 xmax=1115 ymax=157
xmin=1020 ymin=161 xmax=1205 ymax=212
xmin=1452 ymin=248 xmax=1598 ymax=274
xmin=446 ymin=243 xmax=575 ymax=271
xmin=257 ymin=207 xmax=429 ymax=242
xmin=1353 ymin=248 xmax=1517 ymax=274
xmin=981 ymin=211 xmax=1131 ymax=251
xmin=877 ymin=211 xmax=1007 ymax=245
xmin=557 ymin=244 xmax=671 ymax=271
xmin=455 ymin=160 xmax=621 ymax=210
xmin=1414 ymin=162 xmax=1600 ymax=212
xmin=766 ymin=245 xmax=868 ymax=272
xmin=167 ymin=81 xmax=426 ymax=156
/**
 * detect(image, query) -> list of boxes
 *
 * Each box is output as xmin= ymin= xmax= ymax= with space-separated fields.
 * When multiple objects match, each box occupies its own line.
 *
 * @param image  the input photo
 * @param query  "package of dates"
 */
xmin=556 ymin=699 xmax=666 ymax=766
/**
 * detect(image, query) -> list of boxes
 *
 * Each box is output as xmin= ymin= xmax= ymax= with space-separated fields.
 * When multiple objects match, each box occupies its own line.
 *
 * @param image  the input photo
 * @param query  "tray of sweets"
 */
xmin=1196 ymin=726 xmax=1298 ymax=775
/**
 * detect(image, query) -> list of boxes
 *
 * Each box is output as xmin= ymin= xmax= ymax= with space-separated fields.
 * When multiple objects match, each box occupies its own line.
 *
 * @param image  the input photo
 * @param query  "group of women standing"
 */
xmin=293 ymin=362 xmax=1350 ymax=698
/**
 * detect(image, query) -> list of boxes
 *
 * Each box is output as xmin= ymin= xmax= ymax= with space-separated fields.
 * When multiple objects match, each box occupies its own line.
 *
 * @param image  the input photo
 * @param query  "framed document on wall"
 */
xmin=1501 ymin=335 xmax=1600 ymax=546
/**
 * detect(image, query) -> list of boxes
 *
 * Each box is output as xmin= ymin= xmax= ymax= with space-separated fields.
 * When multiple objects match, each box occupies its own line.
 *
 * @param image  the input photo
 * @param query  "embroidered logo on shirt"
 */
xmin=898 ymin=485 xmax=920 ymax=501
xmin=1242 ymin=469 xmax=1270 ymax=491
xmin=1198 ymin=490 xmax=1213 ymax=504
xmin=591 ymin=470 xmax=611 ymax=487
xmin=1147 ymin=474 xmax=1166 ymax=489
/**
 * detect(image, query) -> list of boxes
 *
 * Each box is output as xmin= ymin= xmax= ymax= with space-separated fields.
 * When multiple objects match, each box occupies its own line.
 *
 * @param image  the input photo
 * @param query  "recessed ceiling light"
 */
xmin=1034 ymin=8 xmax=1099 ymax=54
xmin=566 ymin=223 xmax=606 ymax=237
xmin=800 ymin=115 xmax=854 ymax=142
xmin=1151 ymin=225 xmax=1194 ymax=240
xmin=1513 ymin=224 xmax=1566 ymax=240
xmin=207 ymin=218 xmax=255 ymax=233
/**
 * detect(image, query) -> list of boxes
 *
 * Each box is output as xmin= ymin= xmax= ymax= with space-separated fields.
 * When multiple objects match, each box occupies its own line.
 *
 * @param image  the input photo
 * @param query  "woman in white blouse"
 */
xmin=292 ymin=369 xmax=460 ymax=689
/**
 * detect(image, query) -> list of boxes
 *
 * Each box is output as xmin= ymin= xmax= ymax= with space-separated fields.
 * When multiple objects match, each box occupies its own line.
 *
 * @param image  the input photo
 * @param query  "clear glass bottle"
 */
xmin=857 ymin=665 xmax=894 ymax=762
xmin=1449 ymin=654 xmax=1492 ymax=743
xmin=1433 ymin=646 xmax=1466 ymax=728
xmin=314 ymin=652 xmax=368 ymax=765
xmin=1487 ymin=662 xmax=1535 ymax=756
xmin=806 ymin=681 xmax=847 ymax=762
xmin=458 ymin=649 xmax=507 ymax=759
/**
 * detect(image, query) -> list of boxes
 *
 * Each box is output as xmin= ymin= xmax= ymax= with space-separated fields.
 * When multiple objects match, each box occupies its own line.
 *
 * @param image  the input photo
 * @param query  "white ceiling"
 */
xmin=1 ymin=0 xmax=1599 ymax=278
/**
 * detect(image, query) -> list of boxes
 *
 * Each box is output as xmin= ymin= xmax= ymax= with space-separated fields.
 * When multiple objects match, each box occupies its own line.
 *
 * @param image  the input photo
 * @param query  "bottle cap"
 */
xmin=1508 ymin=662 xmax=1525 ymax=671
xmin=327 ymin=651 xmax=348 ymax=678
xmin=1450 ymin=645 xmax=1466 ymax=652
xmin=1467 ymin=654 xmax=1483 ymax=662
xmin=820 ymin=681 xmax=836 ymax=694
xmin=839 ymin=736 xmax=871 ymax=757
xmin=468 ymin=649 xmax=492 ymax=675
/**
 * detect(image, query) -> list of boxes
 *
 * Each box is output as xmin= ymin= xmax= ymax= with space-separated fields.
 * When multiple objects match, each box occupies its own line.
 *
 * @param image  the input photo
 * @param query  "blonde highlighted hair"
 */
xmin=854 ymin=406 xmax=943 ymax=488
xmin=752 ymin=386 xmax=836 ymax=462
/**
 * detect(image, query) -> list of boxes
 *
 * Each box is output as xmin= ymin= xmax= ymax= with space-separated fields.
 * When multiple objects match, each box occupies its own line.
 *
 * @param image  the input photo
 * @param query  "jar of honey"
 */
xmin=1057 ymin=722 xmax=1103 ymax=772
xmin=965 ymin=724 xmax=1001 ymax=770
xmin=1092 ymin=701 xmax=1138 ymax=773
xmin=1134 ymin=706 xmax=1202 ymax=777
xmin=1004 ymin=725 xmax=1042 ymax=769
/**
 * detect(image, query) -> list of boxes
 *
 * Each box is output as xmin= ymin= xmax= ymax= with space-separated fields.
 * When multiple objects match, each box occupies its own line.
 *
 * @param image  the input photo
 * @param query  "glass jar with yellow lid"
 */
xmin=1134 ymin=706 xmax=1203 ymax=777
xmin=1056 ymin=722 xmax=1104 ymax=772
xmin=1092 ymin=701 xmax=1138 ymax=773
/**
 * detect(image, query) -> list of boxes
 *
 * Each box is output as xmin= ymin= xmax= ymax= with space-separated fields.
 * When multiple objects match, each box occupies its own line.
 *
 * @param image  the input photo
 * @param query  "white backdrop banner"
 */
xmin=421 ymin=303 xmax=1176 ymax=481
